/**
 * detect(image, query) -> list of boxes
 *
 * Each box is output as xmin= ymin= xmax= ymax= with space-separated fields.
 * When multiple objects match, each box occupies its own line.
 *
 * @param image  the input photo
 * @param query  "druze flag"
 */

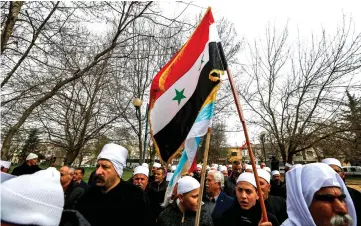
xmin=149 ymin=8 xmax=227 ymax=165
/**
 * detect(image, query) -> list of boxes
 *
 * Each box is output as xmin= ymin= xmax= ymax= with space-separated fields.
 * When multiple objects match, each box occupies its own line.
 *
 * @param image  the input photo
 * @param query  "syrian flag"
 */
xmin=149 ymin=8 xmax=227 ymax=206
xmin=149 ymin=8 xmax=226 ymax=164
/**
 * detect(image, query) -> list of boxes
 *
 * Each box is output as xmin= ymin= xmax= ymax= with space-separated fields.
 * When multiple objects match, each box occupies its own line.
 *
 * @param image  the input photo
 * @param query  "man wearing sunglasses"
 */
xmin=281 ymin=163 xmax=356 ymax=226
xmin=322 ymin=158 xmax=361 ymax=226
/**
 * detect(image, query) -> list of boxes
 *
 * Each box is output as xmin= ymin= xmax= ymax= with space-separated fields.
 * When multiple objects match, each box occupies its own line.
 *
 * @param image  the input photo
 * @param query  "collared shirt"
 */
xmin=203 ymin=193 xmax=220 ymax=215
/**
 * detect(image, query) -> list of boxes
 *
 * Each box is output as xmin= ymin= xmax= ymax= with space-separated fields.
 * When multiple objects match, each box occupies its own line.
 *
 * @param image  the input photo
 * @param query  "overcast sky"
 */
xmin=160 ymin=0 xmax=361 ymax=146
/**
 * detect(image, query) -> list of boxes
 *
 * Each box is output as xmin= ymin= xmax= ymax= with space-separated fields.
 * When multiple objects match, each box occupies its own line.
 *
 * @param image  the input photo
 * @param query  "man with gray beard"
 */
xmin=281 ymin=163 xmax=356 ymax=226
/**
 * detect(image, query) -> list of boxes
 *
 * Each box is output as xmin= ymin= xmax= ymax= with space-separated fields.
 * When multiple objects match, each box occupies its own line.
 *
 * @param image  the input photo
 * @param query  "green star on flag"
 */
xmin=172 ymin=88 xmax=186 ymax=105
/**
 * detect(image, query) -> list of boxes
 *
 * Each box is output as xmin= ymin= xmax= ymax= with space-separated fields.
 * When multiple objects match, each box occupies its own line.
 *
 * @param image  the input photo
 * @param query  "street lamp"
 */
xmin=133 ymin=98 xmax=143 ymax=164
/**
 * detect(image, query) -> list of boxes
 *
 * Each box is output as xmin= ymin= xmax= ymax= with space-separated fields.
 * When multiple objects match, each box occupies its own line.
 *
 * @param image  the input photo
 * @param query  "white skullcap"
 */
xmin=245 ymin=164 xmax=253 ymax=170
xmin=272 ymin=170 xmax=280 ymax=176
xmin=283 ymin=163 xmax=357 ymax=226
xmin=177 ymin=176 xmax=200 ymax=194
xmin=285 ymin=163 xmax=293 ymax=168
xmin=133 ymin=166 xmax=149 ymax=177
xmin=1 ymin=160 xmax=11 ymax=169
xmin=264 ymin=167 xmax=271 ymax=173
xmin=1 ymin=167 xmax=64 ymax=226
xmin=257 ymin=169 xmax=270 ymax=184
xmin=171 ymin=165 xmax=177 ymax=171
xmin=237 ymin=172 xmax=257 ymax=188
xmin=228 ymin=164 xmax=232 ymax=168
xmin=166 ymin=172 xmax=174 ymax=182
xmin=26 ymin=153 xmax=38 ymax=161
xmin=321 ymin=158 xmax=342 ymax=169
xmin=256 ymin=165 xmax=261 ymax=169
xmin=220 ymin=166 xmax=228 ymax=172
xmin=97 ymin=143 xmax=128 ymax=178
xmin=141 ymin=163 xmax=149 ymax=168
xmin=196 ymin=164 xmax=202 ymax=169
xmin=210 ymin=166 xmax=217 ymax=170
xmin=153 ymin=162 xmax=161 ymax=168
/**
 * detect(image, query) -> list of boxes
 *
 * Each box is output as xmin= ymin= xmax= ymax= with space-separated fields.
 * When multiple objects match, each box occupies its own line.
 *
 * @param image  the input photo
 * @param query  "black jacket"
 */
xmin=270 ymin=180 xmax=285 ymax=198
xmin=157 ymin=202 xmax=213 ymax=226
xmin=76 ymin=180 xmax=150 ymax=226
xmin=64 ymin=181 xmax=85 ymax=210
xmin=265 ymin=195 xmax=288 ymax=224
xmin=214 ymin=199 xmax=279 ymax=226
xmin=147 ymin=180 xmax=168 ymax=224
xmin=11 ymin=163 xmax=41 ymax=176
xmin=347 ymin=186 xmax=361 ymax=226
xmin=223 ymin=176 xmax=237 ymax=198
xmin=59 ymin=209 xmax=91 ymax=226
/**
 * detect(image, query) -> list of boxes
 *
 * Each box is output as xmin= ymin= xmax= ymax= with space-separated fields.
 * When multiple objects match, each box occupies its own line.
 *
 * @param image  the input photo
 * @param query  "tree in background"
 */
xmin=20 ymin=128 xmax=40 ymax=161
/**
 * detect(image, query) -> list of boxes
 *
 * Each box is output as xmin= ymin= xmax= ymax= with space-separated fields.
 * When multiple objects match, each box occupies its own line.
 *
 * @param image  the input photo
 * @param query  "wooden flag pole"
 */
xmin=195 ymin=128 xmax=212 ymax=226
xmin=226 ymin=68 xmax=269 ymax=222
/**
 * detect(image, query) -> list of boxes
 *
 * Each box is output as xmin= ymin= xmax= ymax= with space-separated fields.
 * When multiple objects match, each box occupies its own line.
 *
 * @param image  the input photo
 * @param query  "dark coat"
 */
xmin=265 ymin=195 xmax=288 ymax=224
xmin=223 ymin=176 xmax=237 ymax=198
xmin=347 ymin=186 xmax=361 ymax=226
xmin=76 ymin=180 xmax=150 ymax=226
xmin=203 ymin=191 xmax=234 ymax=222
xmin=214 ymin=199 xmax=279 ymax=226
xmin=11 ymin=163 xmax=41 ymax=176
xmin=64 ymin=180 xmax=85 ymax=210
xmin=147 ymin=180 xmax=168 ymax=224
xmin=270 ymin=179 xmax=285 ymax=198
xmin=77 ymin=180 xmax=88 ymax=190
xmin=157 ymin=202 xmax=213 ymax=226
xmin=87 ymin=171 xmax=96 ymax=186
xmin=59 ymin=209 xmax=91 ymax=226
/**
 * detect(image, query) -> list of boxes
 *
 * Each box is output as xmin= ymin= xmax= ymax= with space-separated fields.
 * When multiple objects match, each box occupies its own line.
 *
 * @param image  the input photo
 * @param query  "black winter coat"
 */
xmin=11 ymin=163 xmax=41 ymax=176
xmin=265 ymin=195 xmax=288 ymax=224
xmin=59 ymin=209 xmax=91 ymax=226
xmin=347 ymin=186 xmax=361 ymax=226
xmin=157 ymin=202 xmax=213 ymax=226
xmin=76 ymin=180 xmax=150 ymax=226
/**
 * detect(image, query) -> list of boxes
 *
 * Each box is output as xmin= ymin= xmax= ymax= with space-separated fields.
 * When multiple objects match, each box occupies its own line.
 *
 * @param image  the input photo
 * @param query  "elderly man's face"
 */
xmin=95 ymin=159 xmax=119 ymax=192
xmin=206 ymin=173 xmax=220 ymax=196
xmin=59 ymin=166 xmax=73 ymax=186
xmin=133 ymin=173 xmax=148 ymax=190
xmin=196 ymin=167 xmax=202 ymax=174
xmin=178 ymin=188 xmax=200 ymax=212
xmin=222 ymin=170 xmax=228 ymax=178
xmin=261 ymin=163 xmax=266 ymax=169
xmin=310 ymin=187 xmax=351 ymax=226
xmin=273 ymin=174 xmax=280 ymax=182
xmin=258 ymin=178 xmax=271 ymax=200
xmin=236 ymin=181 xmax=259 ymax=210
xmin=28 ymin=158 xmax=38 ymax=166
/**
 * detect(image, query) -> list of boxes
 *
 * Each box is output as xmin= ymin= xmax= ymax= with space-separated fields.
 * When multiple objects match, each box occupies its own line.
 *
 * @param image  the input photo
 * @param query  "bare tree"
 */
xmin=239 ymin=19 xmax=361 ymax=163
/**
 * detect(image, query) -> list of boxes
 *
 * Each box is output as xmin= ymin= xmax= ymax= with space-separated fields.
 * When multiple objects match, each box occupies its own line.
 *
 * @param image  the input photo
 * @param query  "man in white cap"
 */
xmin=76 ymin=143 xmax=149 ymax=226
xmin=282 ymin=163 xmax=356 ymax=226
xmin=149 ymin=161 xmax=162 ymax=182
xmin=224 ymin=160 xmax=243 ymax=198
xmin=11 ymin=153 xmax=42 ymax=176
xmin=193 ymin=164 xmax=202 ymax=182
xmin=220 ymin=165 xmax=229 ymax=178
xmin=270 ymin=170 xmax=285 ymax=198
xmin=157 ymin=176 xmax=213 ymax=226
xmin=215 ymin=172 xmax=279 ymax=226
xmin=1 ymin=160 xmax=11 ymax=173
xmin=245 ymin=164 xmax=253 ymax=173
xmin=322 ymin=158 xmax=361 ymax=224
xmin=132 ymin=165 xmax=149 ymax=191
xmin=258 ymin=169 xmax=288 ymax=224
xmin=203 ymin=170 xmax=234 ymax=223
xmin=1 ymin=167 xmax=64 ymax=226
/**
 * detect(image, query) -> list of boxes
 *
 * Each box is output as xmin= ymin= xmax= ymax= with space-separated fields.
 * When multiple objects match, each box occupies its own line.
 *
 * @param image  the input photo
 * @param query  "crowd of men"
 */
xmin=1 ymin=143 xmax=361 ymax=226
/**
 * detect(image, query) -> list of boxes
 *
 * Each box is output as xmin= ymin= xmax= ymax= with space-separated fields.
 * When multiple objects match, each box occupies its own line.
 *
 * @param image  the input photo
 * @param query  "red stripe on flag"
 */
xmin=150 ymin=9 xmax=215 ymax=107
xmin=189 ymin=154 xmax=198 ymax=173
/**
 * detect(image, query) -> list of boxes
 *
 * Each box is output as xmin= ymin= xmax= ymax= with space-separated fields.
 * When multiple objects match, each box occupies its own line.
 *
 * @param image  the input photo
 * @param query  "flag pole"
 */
xmin=195 ymin=128 xmax=212 ymax=226
xmin=226 ymin=67 xmax=268 ymax=222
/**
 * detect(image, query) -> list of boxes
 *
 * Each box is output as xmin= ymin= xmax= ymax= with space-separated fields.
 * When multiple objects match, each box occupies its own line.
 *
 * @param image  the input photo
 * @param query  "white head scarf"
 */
xmin=97 ymin=143 xmax=128 ymax=178
xmin=281 ymin=163 xmax=356 ymax=226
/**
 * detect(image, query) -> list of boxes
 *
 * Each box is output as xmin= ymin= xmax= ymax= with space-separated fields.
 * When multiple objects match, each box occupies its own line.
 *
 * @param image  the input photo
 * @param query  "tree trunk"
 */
xmin=63 ymin=149 xmax=80 ymax=166
xmin=287 ymin=153 xmax=294 ymax=164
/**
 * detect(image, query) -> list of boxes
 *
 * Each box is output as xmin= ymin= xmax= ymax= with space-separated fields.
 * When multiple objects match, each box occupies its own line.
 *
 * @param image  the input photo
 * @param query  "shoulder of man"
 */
xmin=267 ymin=211 xmax=280 ymax=226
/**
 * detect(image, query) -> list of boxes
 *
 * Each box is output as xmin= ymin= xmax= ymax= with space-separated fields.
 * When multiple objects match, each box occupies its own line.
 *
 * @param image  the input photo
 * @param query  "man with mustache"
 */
xmin=132 ymin=165 xmax=149 ymax=191
xmin=322 ymin=158 xmax=361 ymax=226
xmin=215 ymin=172 xmax=279 ymax=226
xmin=76 ymin=143 xmax=149 ymax=226
xmin=281 ymin=163 xmax=357 ymax=226
xmin=224 ymin=160 xmax=243 ymax=198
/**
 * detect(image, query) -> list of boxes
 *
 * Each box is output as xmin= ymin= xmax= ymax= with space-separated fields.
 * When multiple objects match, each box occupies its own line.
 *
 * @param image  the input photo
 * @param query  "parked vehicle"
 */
xmin=342 ymin=166 xmax=361 ymax=177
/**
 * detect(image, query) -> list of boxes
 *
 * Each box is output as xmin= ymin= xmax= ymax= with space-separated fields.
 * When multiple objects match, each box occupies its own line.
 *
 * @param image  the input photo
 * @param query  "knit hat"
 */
xmin=26 ymin=153 xmax=38 ymax=161
xmin=177 ymin=176 xmax=200 ymax=194
xmin=1 ymin=167 xmax=64 ymax=226
xmin=133 ymin=166 xmax=149 ymax=177
xmin=97 ymin=143 xmax=128 ymax=178
xmin=237 ymin=172 xmax=257 ymax=188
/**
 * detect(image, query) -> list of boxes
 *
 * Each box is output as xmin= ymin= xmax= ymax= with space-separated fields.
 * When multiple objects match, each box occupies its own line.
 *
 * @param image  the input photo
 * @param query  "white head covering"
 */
xmin=210 ymin=166 xmax=217 ymax=170
xmin=206 ymin=165 xmax=210 ymax=170
xmin=321 ymin=158 xmax=342 ymax=169
xmin=245 ymin=164 xmax=253 ymax=170
xmin=257 ymin=169 xmax=270 ymax=184
xmin=196 ymin=164 xmax=202 ymax=169
xmin=237 ymin=172 xmax=257 ymax=188
xmin=171 ymin=165 xmax=177 ymax=172
xmin=264 ymin=167 xmax=271 ymax=173
xmin=1 ymin=160 xmax=11 ymax=169
xmin=133 ymin=166 xmax=149 ymax=177
xmin=272 ymin=170 xmax=280 ymax=176
xmin=166 ymin=172 xmax=174 ymax=182
xmin=153 ymin=162 xmax=161 ymax=168
xmin=1 ymin=167 xmax=64 ymax=226
xmin=26 ymin=153 xmax=38 ymax=161
xmin=256 ymin=164 xmax=261 ymax=169
xmin=220 ymin=165 xmax=228 ymax=172
xmin=141 ymin=163 xmax=149 ymax=168
xmin=282 ymin=163 xmax=356 ymax=226
xmin=97 ymin=143 xmax=128 ymax=178
xmin=177 ymin=176 xmax=200 ymax=194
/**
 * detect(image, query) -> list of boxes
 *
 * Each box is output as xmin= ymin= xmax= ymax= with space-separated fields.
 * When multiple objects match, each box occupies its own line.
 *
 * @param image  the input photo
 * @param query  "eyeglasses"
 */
xmin=313 ymin=193 xmax=346 ymax=202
